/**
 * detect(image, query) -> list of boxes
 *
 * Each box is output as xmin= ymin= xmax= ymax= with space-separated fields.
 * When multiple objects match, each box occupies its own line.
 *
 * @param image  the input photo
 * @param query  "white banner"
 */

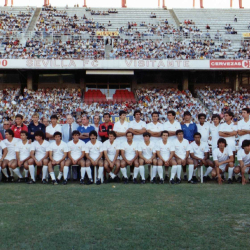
xmin=0 ymin=59 xmax=209 ymax=70
xmin=0 ymin=59 xmax=247 ymax=70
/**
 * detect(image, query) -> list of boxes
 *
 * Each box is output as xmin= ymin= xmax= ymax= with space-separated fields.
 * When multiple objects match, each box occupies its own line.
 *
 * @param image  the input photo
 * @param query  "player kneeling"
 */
xmin=172 ymin=130 xmax=191 ymax=184
xmin=64 ymin=130 xmax=89 ymax=185
xmin=48 ymin=132 xmax=68 ymax=185
xmin=212 ymin=138 xmax=235 ymax=184
xmin=103 ymin=131 xmax=121 ymax=183
xmin=190 ymin=132 xmax=214 ymax=183
xmin=137 ymin=132 xmax=156 ymax=184
xmin=85 ymin=131 xmax=103 ymax=185
xmin=28 ymin=131 xmax=50 ymax=184
xmin=15 ymin=131 xmax=32 ymax=182
xmin=235 ymin=140 xmax=250 ymax=185
xmin=120 ymin=132 xmax=139 ymax=184
xmin=156 ymin=130 xmax=175 ymax=184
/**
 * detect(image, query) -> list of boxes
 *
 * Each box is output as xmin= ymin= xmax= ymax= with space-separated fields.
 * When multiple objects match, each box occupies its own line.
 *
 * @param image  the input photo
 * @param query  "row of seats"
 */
xmin=84 ymin=89 xmax=136 ymax=104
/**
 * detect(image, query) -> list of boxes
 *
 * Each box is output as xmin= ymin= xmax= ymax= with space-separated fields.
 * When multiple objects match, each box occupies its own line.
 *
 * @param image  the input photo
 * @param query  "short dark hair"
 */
xmin=224 ymin=111 xmax=234 ymax=118
xmin=133 ymin=110 xmax=141 ymax=117
xmin=34 ymin=130 xmax=45 ymax=140
xmin=15 ymin=114 xmax=23 ymax=119
xmin=119 ymin=110 xmax=126 ymax=117
xmin=212 ymin=114 xmax=221 ymax=121
xmin=108 ymin=131 xmax=117 ymax=138
xmin=161 ymin=130 xmax=169 ymax=136
xmin=176 ymin=129 xmax=184 ymax=135
xmin=167 ymin=111 xmax=176 ymax=117
xmin=103 ymin=113 xmax=111 ymax=118
xmin=20 ymin=130 xmax=28 ymax=137
xmin=242 ymin=140 xmax=250 ymax=149
xmin=50 ymin=114 xmax=58 ymax=120
xmin=194 ymin=132 xmax=201 ymax=138
xmin=184 ymin=111 xmax=191 ymax=117
xmin=54 ymin=132 xmax=62 ymax=138
xmin=5 ymin=129 xmax=14 ymax=137
xmin=217 ymin=138 xmax=227 ymax=148
xmin=151 ymin=111 xmax=159 ymax=117
xmin=72 ymin=130 xmax=80 ymax=136
xmin=198 ymin=113 xmax=206 ymax=120
xmin=89 ymin=130 xmax=97 ymax=138
xmin=126 ymin=131 xmax=134 ymax=137
xmin=242 ymin=108 xmax=250 ymax=114
xmin=143 ymin=132 xmax=151 ymax=137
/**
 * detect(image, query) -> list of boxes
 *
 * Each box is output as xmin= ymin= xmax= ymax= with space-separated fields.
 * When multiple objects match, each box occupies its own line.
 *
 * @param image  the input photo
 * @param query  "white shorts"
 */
xmin=4 ymin=157 xmax=16 ymax=161
xmin=244 ymin=167 xmax=250 ymax=174
xmin=219 ymin=163 xmax=227 ymax=172
xmin=176 ymin=155 xmax=186 ymax=160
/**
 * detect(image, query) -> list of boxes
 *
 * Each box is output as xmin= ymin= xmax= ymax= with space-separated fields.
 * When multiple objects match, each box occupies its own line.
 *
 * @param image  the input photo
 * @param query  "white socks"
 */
xmin=139 ymin=165 xmax=145 ymax=180
xmin=121 ymin=167 xmax=128 ymax=178
xmin=151 ymin=165 xmax=157 ymax=180
xmin=170 ymin=165 xmax=177 ymax=180
xmin=24 ymin=169 xmax=29 ymax=178
xmin=228 ymin=167 xmax=234 ymax=179
xmin=204 ymin=166 xmax=212 ymax=176
xmin=50 ymin=172 xmax=56 ymax=181
xmin=63 ymin=166 xmax=69 ymax=180
xmin=193 ymin=168 xmax=197 ymax=177
xmin=57 ymin=171 xmax=63 ymax=180
xmin=9 ymin=168 xmax=13 ymax=176
xmin=13 ymin=168 xmax=23 ymax=178
xmin=177 ymin=165 xmax=182 ymax=179
xmin=2 ymin=168 xmax=9 ymax=178
xmin=98 ymin=166 xmax=104 ymax=179
xmin=81 ymin=167 xmax=86 ymax=179
xmin=42 ymin=166 xmax=48 ymax=180
xmin=109 ymin=172 xmax=116 ymax=179
xmin=157 ymin=166 xmax=163 ymax=180
xmin=188 ymin=165 xmax=194 ymax=181
xmin=29 ymin=165 xmax=35 ymax=181
xmin=133 ymin=167 xmax=139 ymax=179
xmin=86 ymin=167 xmax=92 ymax=180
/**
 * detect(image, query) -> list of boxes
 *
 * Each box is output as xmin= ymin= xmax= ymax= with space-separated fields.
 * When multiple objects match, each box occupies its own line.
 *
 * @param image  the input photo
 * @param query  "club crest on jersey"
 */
xmin=61 ymin=149 xmax=64 ymax=152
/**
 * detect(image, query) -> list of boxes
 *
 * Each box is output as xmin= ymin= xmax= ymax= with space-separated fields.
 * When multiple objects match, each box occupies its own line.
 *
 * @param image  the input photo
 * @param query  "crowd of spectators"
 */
xmin=0 ymin=38 xmax=105 ymax=59
xmin=0 ymin=10 xmax=34 ymax=36
xmin=109 ymin=38 xmax=226 ymax=59
xmin=196 ymin=87 xmax=250 ymax=121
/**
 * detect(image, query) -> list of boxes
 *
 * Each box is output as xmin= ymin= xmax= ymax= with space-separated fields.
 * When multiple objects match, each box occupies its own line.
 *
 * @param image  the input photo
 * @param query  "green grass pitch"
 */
xmin=0 ymin=180 xmax=250 ymax=250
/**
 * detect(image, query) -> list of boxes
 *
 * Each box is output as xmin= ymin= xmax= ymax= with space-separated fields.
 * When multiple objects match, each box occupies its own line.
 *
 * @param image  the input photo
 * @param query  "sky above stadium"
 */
xmin=10 ymin=0 xmax=250 ymax=8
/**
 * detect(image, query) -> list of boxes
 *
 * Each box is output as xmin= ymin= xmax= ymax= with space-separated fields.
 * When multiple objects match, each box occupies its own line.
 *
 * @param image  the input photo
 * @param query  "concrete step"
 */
xmin=27 ymin=7 xmax=41 ymax=32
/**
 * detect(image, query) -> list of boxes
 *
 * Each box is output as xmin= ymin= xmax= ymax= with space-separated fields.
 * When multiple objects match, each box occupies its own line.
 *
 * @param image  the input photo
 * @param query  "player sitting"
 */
xmin=211 ymin=138 xmax=234 ymax=184
xmin=48 ymin=132 xmax=68 ymax=185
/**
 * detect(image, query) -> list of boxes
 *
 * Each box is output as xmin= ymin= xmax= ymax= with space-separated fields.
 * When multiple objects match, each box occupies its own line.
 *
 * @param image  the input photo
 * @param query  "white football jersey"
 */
xmin=209 ymin=123 xmax=220 ymax=149
xmin=113 ymin=120 xmax=129 ymax=144
xmin=173 ymin=139 xmax=190 ymax=160
xmin=138 ymin=141 xmax=156 ymax=160
xmin=156 ymin=140 xmax=174 ymax=161
xmin=129 ymin=120 xmax=147 ymax=142
xmin=219 ymin=122 xmax=237 ymax=147
xmin=30 ymin=140 xmax=50 ymax=161
xmin=120 ymin=140 xmax=138 ymax=161
xmin=237 ymin=119 xmax=250 ymax=146
xmin=4 ymin=138 xmax=21 ymax=160
xmin=146 ymin=122 xmax=163 ymax=143
xmin=67 ymin=140 xmax=85 ymax=161
xmin=212 ymin=147 xmax=233 ymax=163
xmin=85 ymin=140 xmax=103 ymax=161
xmin=46 ymin=124 xmax=62 ymax=143
xmin=49 ymin=141 xmax=68 ymax=161
xmin=237 ymin=148 xmax=250 ymax=165
xmin=0 ymin=140 xmax=6 ymax=159
xmin=197 ymin=122 xmax=210 ymax=143
xmin=15 ymin=141 xmax=32 ymax=161
xmin=103 ymin=139 xmax=120 ymax=161
xmin=163 ymin=120 xmax=181 ymax=142
xmin=190 ymin=141 xmax=209 ymax=159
